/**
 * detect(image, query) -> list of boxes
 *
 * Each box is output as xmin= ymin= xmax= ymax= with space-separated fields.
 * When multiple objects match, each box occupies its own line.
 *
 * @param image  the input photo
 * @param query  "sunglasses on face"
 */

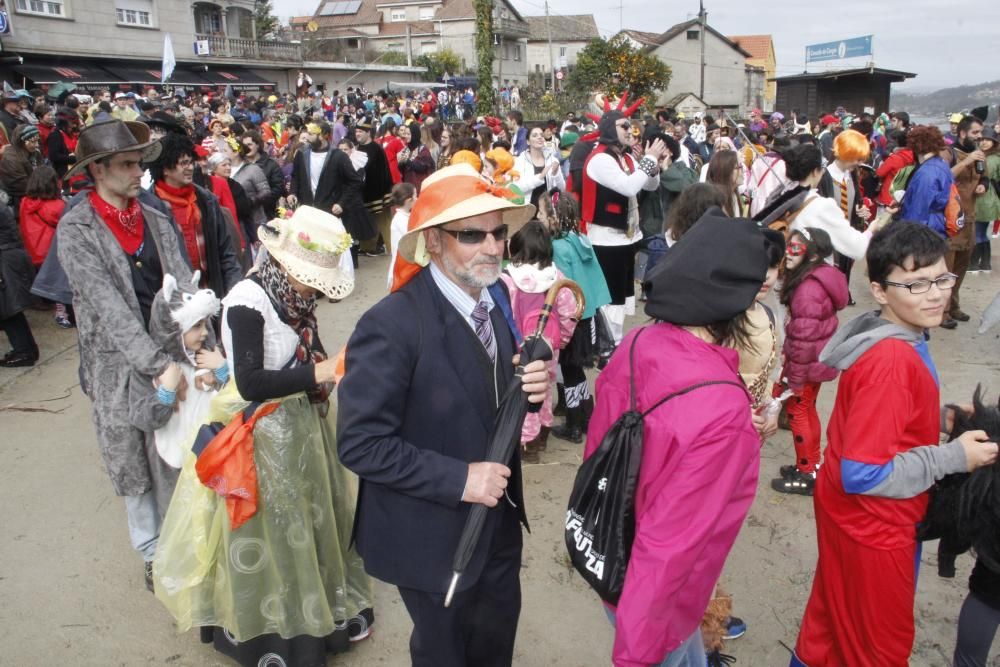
xmin=616 ymin=121 xmax=631 ymax=131
xmin=438 ymin=224 xmax=509 ymax=245
xmin=786 ymin=241 xmax=808 ymax=257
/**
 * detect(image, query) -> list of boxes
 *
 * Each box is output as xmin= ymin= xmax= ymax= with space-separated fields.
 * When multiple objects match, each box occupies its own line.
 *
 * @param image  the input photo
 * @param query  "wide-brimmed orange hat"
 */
xmin=396 ymin=163 xmax=535 ymax=264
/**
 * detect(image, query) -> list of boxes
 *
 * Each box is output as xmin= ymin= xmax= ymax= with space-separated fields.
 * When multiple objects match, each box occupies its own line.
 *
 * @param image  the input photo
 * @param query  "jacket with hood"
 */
xmin=783 ymin=263 xmax=849 ymax=389
xmin=128 ymin=272 xmax=222 ymax=470
xmin=18 ymin=196 xmax=65 ymax=266
xmin=974 ymin=151 xmax=1000 ymax=222
xmin=815 ymin=311 xmax=967 ymax=549
xmin=585 ymin=323 xmax=758 ymax=667
xmin=874 ymin=148 xmax=914 ymax=207
xmin=552 ymin=231 xmax=611 ymax=319
xmin=900 ymin=155 xmax=954 ymax=240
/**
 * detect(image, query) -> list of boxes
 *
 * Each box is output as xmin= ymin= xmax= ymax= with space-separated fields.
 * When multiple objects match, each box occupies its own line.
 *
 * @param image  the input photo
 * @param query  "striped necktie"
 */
xmin=471 ymin=301 xmax=497 ymax=362
xmin=839 ymin=177 xmax=850 ymax=218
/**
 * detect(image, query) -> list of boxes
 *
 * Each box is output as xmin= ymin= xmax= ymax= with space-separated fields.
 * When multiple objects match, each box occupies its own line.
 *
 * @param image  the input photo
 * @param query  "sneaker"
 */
xmin=347 ymin=608 xmax=374 ymax=642
xmin=0 ymin=351 xmax=37 ymax=367
xmin=55 ymin=313 xmax=74 ymax=328
xmin=723 ymin=615 xmax=747 ymax=640
xmin=706 ymin=649 xmax=737 ymax=666
xmin=771 ymin=470 xmax=815 ymax=496
xmin=144 ymin=561 xmax=154 ymax=593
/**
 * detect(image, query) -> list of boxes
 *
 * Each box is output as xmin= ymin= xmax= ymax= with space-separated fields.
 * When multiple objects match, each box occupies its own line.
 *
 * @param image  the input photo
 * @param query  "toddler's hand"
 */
xmin=196 ymin=348 xmax=226 ymax=371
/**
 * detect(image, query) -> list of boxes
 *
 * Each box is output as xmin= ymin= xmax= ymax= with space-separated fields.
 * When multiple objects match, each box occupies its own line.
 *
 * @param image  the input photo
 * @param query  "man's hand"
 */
xmin=462 ymin=462 xmax=511 ymax=507
xmin=286 ymin=194 xmax=298 ymax=208
xmin=976 ymin=183 xmax=987 ymax=195
xmin=514 ymin=356 xmax=550 ymax=404
xmin=959 ymin=430 xmax=999 ymax=471
xmin=969 ymin=149 xmax=987 ymax=164
xmin=644 ymin=137 xmax=667 ymax=161
xmin=332 ymin=203 xmax=343 ymax=216
xmin=855 ymin=204 xmax=872 ymax=222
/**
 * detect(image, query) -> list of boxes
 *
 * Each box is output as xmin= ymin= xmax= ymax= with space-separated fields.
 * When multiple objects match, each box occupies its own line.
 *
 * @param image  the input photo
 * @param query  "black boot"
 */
xmin=553 ymin=384 xmax=566 ymax=417
xmin=983 ymin=239 xmax=992 ymax=271
xmin=580 ymin=396 xmax=594 ymax=432
xmin=552 ymin=406 xmax=584 ymax=444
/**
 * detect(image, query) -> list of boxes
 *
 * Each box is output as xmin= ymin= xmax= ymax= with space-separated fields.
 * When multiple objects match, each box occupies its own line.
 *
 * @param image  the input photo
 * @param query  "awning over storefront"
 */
xmin=102 ymin=65 xmax=213 ymax=87
xmin=13 ymin=63 xmax=122 ymax=86
xmin=198 ymin=68 xmax=277 ymax=91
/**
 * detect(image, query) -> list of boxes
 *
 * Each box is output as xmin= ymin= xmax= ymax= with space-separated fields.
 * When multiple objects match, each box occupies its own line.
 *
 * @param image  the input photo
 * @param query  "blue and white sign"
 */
xmin=805 ymin=35 xmax=873 ymax=63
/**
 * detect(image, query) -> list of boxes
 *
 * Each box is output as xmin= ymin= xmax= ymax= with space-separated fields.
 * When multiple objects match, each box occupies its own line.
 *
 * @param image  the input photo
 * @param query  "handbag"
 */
xmin=564 ymin=327 xmax=743 ymax=604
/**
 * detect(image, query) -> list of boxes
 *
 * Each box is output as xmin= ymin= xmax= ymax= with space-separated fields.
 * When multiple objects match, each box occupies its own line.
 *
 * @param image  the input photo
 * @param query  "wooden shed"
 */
xmin=772 ymin=67 xmax=915 ymax=116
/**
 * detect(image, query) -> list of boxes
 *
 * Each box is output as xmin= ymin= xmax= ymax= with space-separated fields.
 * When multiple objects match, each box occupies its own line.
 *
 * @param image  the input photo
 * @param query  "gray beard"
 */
xmin=440 ymin=252 xmax=501 ymax=290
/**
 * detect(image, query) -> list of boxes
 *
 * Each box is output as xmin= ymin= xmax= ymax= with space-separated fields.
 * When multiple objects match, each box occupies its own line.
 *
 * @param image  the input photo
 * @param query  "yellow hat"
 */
xmin=950 ymin=113 xmax=964 ymax=124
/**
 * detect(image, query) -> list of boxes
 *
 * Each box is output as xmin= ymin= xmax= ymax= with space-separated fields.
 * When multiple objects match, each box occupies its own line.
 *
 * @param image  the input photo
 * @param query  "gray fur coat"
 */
xmin=58 ymin=198 xmax=192 ymax=496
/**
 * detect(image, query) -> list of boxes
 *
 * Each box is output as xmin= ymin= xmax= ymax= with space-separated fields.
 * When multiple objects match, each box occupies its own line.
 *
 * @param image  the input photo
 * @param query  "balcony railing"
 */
xmin=195 ymin=34 xmax=302 ymax=62
xmin=493 ymin=17 xmax=530 ymax=38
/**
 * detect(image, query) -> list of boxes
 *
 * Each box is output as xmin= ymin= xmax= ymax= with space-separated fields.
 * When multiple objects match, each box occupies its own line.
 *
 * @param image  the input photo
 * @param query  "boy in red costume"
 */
xmin=790 ymin=221 xmax=998 ymax=667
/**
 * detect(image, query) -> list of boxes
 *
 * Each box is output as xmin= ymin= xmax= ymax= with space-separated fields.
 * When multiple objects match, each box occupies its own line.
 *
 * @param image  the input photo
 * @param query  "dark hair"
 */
xmin=492 ymin=139 xmax=511 ymax=151
xmin=508 ymin=220 xmax=552 ymax=268
xmin=25 ymin=164 xmax=60 ymax=199
xmin=957 ymin=115 xmax=983 ymax=137
xmin=98 ymin=100 xmax=113 ymax=113
xmin=506 ymin=109 xmax=523 ymax=126
xmin=338 ymin=136 xmax=355 ymax=149
xmin=455 ymin=136 xmax=480 ymax=153
xmin=667 ymin=183 xmax=726 ymax=240
xmin=780 ymin=227 xmax=834 ymax=306
xmin=906 ymin=125 xmax=946 ymax=156
xmin=149 ymin=133 xmax=197 ymax=181
xmin=783 ymin=143 xmax=823 ymax=181
xmin=705 ymin=312 xmax=754 ymax=351
xmin=242 ymin=130 xmax=265 ymax=154
xmin=390 ymin=181 xmax=416 ymax=206
xmin=554 ymin=193 xmax=580 ymax=237
xmin=704 ymin=150 xmax=740 ymax=216
xmin=763 ymin=231 xmax=785 ymax=268
xmin=866 ymin=220 xmax=947 ymax=287
xmin=889 ymin=128 xmax=908 ymax=149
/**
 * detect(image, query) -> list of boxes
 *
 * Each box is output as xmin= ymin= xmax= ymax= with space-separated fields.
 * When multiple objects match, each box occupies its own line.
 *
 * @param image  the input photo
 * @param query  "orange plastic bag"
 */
xmin=192 ymin=402 xmax=280 ymax=530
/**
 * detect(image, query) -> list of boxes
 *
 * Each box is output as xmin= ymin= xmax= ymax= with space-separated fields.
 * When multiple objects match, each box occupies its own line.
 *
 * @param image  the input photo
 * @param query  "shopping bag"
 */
xmin=192 ymin=401 xmax=280 ymax=530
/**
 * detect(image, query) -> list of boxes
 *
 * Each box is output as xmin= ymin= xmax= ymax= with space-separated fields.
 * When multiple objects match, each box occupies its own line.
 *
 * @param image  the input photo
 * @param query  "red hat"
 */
xmin=821 ymin=114 xmax=839 ymax=126
xmin=194 ymin=145 xmax=210 ymax=159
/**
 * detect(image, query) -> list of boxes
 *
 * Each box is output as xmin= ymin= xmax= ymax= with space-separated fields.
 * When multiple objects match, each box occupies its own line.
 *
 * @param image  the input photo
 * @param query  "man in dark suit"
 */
xmin=337 ymin=164 xmax=550 ymax=667
xmin=287 ymin=120 xmax=374 ymax=263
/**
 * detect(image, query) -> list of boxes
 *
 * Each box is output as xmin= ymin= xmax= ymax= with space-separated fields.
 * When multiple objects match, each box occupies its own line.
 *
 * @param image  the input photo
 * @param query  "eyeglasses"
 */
xmin=175 ymin=158 xmax=195 ymax=168
xmin=438 ymin=224 xmax=509 ymax=245
xmin=786 ymin=241 xmax=808 ymax=257
xmin=884 ymin=273 xmax=958 ymax=294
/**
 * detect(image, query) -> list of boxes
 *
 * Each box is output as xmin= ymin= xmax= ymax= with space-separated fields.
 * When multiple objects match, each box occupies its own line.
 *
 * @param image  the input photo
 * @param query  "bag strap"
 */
xmin=641 ymin=380 xmax=746 ymax=418
xmin=784 ymin=194 xmax=818 ymax=224
xmin=626 ymin=326 xmax=746 ymax=416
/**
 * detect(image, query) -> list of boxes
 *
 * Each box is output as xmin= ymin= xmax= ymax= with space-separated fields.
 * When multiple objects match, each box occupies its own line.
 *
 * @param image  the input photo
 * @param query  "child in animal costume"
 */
xmin=129 ymin=272 xmax=227 ymax=472
xmin=789 ymin=222 xmax=998 ymax=667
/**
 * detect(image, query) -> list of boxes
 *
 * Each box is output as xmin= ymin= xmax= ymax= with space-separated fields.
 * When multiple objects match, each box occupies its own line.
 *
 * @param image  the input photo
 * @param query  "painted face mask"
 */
xmin=786 ymin=241 xmax=808 ymax=257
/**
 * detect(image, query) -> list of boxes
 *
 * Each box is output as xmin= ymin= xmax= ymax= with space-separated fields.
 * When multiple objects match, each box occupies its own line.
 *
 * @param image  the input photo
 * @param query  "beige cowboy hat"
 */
xmin=257 ymin=206 xmax=355 ymax=300
xmin=66 ymin=119 xmax=162 ymax=178
xmin=396 ymin=163 xmax=535 ymax=264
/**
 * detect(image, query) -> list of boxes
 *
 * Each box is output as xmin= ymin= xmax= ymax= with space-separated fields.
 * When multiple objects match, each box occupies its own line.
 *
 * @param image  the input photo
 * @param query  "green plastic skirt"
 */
xmin=154 ymin=384 xmax=371 ymax=641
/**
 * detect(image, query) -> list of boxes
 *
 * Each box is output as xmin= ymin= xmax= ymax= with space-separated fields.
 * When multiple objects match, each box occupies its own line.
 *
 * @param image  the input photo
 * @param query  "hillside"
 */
xmin=891 ymin=80 xmax=1000 ymax=117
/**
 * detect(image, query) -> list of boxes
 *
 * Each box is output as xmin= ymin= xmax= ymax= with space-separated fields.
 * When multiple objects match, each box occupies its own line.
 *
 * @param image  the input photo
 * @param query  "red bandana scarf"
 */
xmin=89 ymin=190 xmax=143 ymax=254
xmin=155 ymin=181 xmax=206 ymax=273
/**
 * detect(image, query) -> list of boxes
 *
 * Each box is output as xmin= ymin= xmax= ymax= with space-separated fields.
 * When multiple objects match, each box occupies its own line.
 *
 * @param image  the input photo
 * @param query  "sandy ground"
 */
xmin=1 ymin=254 xmax=999 ymax=667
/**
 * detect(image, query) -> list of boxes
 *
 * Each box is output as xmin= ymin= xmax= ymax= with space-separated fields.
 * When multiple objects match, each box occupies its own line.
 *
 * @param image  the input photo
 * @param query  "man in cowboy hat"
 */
xmin=354 ymin=117 xmax=394 ymax=256
xmin=57 ymin=119 xmax=195 ymax=592
xmin=338 ymin=164 xmax=552 ymax=667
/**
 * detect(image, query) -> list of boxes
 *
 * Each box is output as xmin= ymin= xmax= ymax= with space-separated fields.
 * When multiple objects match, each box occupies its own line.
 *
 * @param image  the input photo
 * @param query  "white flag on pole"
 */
xmin=162 ymin=34 xmax=176 ymax=83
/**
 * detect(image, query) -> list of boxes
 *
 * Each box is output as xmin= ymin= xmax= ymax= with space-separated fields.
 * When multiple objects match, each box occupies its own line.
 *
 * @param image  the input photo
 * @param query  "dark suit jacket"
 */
xmin=819 ymin=168 xmax=865 ymax=230
xmin=290 ymin=146 xmax=375 ymax=241
xmin=337 ymin=268 xmax=527 ymax=594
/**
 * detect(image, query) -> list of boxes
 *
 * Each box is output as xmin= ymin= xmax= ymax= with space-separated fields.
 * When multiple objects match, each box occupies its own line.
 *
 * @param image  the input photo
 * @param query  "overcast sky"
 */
xmin=277 ymin=0 xmax=999 ymax=91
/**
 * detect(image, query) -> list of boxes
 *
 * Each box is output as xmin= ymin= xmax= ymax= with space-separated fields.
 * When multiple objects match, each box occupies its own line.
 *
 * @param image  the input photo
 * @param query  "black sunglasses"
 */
xmin=438 ymin=224 xmax=509 ymax=245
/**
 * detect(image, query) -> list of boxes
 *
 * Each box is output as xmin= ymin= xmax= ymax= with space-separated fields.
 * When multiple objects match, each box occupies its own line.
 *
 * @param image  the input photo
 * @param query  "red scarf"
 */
xmin=155 ymin=181 xmax=205 ymax=273
xmin=61 ymin=130 xmax=78 ymax=154
xmin=89 ymin=191 xmax=143 ymax=254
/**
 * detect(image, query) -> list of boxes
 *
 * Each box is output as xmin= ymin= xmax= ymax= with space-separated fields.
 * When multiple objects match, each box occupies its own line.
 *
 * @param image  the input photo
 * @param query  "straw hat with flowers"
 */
xmin=257 ymin=206 xmax=355 ymax=299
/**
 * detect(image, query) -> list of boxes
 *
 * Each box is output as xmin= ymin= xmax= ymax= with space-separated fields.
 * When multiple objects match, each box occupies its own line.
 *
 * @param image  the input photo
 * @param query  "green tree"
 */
xmin=379 ymin=51 xmax=411 ymax=67
xmin=415 ymin=48 xmax=463 ymax=82
xmin=473 ymin=0 xmax=495 ymax=113
xmin=568 ymin=35 xmax=671 ymax=103
xmin=253 ymin=0 xmax=278 ymax=39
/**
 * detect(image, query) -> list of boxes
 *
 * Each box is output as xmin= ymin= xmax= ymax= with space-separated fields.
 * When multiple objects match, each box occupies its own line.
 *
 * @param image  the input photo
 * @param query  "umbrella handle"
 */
xmin=531 ymin=279 xmax=585 ymax=340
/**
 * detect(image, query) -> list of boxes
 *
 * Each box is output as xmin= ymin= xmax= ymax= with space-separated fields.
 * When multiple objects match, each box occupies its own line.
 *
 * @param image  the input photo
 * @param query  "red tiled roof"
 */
xmin=728 ymin=35 xmax=774 ymax=62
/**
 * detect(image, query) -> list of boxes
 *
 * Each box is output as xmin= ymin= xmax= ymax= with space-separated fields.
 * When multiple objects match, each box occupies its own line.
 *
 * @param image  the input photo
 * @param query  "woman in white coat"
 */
xmin=515 ymin=125 xmax=566 ymax=208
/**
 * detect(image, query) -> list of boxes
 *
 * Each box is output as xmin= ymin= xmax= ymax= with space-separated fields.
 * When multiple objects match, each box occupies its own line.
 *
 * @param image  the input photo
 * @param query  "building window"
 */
xmin=513 ymin=44 xmax=520 ymax=61
xmin=686 ymin=29 xmax=699 ymax=40
xmin=420 ymin=41 xmax=436 ymax=55
xmin=386 ymin=42 xmax=403 ymax=51
xmin=390 ymin=8 xmax=405 ymax=21
xmin=14 ymin=0 xmax=65 ymax=17
xmin=559 ymin=45 xmax=566 ymax=57
xmin=418 ymin=6 xmax=434 ymax=20
xmin=502 ymin=43 xmax=509 ymax=60
xmin=347 ymin=37 xmax=360 ymax=49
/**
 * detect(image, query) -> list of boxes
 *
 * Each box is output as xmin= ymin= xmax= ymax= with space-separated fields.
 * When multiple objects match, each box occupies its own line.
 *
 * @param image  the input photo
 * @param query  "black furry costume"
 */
xmin=918 ymin=386 xmax=1000 ymax=581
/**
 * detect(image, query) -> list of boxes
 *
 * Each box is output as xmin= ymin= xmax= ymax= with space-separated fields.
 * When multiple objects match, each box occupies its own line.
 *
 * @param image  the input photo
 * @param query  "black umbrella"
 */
xmin=444 ymin=278 xmax=585 ymax=607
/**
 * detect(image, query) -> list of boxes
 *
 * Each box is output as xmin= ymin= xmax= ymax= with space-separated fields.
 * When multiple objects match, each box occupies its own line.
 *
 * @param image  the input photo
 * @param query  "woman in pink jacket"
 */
xmin=772 ymin=227 xmax=849 ymax=496
xmin=585 ymin=210 xmax=767 ymax=667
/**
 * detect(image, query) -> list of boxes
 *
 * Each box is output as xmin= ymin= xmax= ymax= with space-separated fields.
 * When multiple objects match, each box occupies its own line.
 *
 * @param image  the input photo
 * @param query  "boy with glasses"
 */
xmin=789 ymin=221 xmax=998 ymax=667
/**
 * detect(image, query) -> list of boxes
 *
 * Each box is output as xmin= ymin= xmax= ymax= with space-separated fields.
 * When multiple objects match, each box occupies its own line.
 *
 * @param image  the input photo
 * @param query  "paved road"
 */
xmin=2 ymin=255 xmax=998 ymax=666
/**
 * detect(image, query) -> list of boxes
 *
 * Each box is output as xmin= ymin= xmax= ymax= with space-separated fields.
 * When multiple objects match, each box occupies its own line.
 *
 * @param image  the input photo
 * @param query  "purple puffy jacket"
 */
xmin=782 ymin=263 xmax=849 ymax=389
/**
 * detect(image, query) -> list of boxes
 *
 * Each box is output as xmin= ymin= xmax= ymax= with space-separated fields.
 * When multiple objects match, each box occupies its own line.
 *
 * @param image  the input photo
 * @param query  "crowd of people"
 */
xmin=1 ymin=76 xmax=999 ymax=667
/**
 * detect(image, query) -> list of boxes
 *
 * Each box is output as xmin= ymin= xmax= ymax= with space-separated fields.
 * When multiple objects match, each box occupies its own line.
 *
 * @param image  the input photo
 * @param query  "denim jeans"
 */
xmin=124 ymin=490 xmax=160 ymax=561
xmin=605 ymin=607 xmax=707 ymax=667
